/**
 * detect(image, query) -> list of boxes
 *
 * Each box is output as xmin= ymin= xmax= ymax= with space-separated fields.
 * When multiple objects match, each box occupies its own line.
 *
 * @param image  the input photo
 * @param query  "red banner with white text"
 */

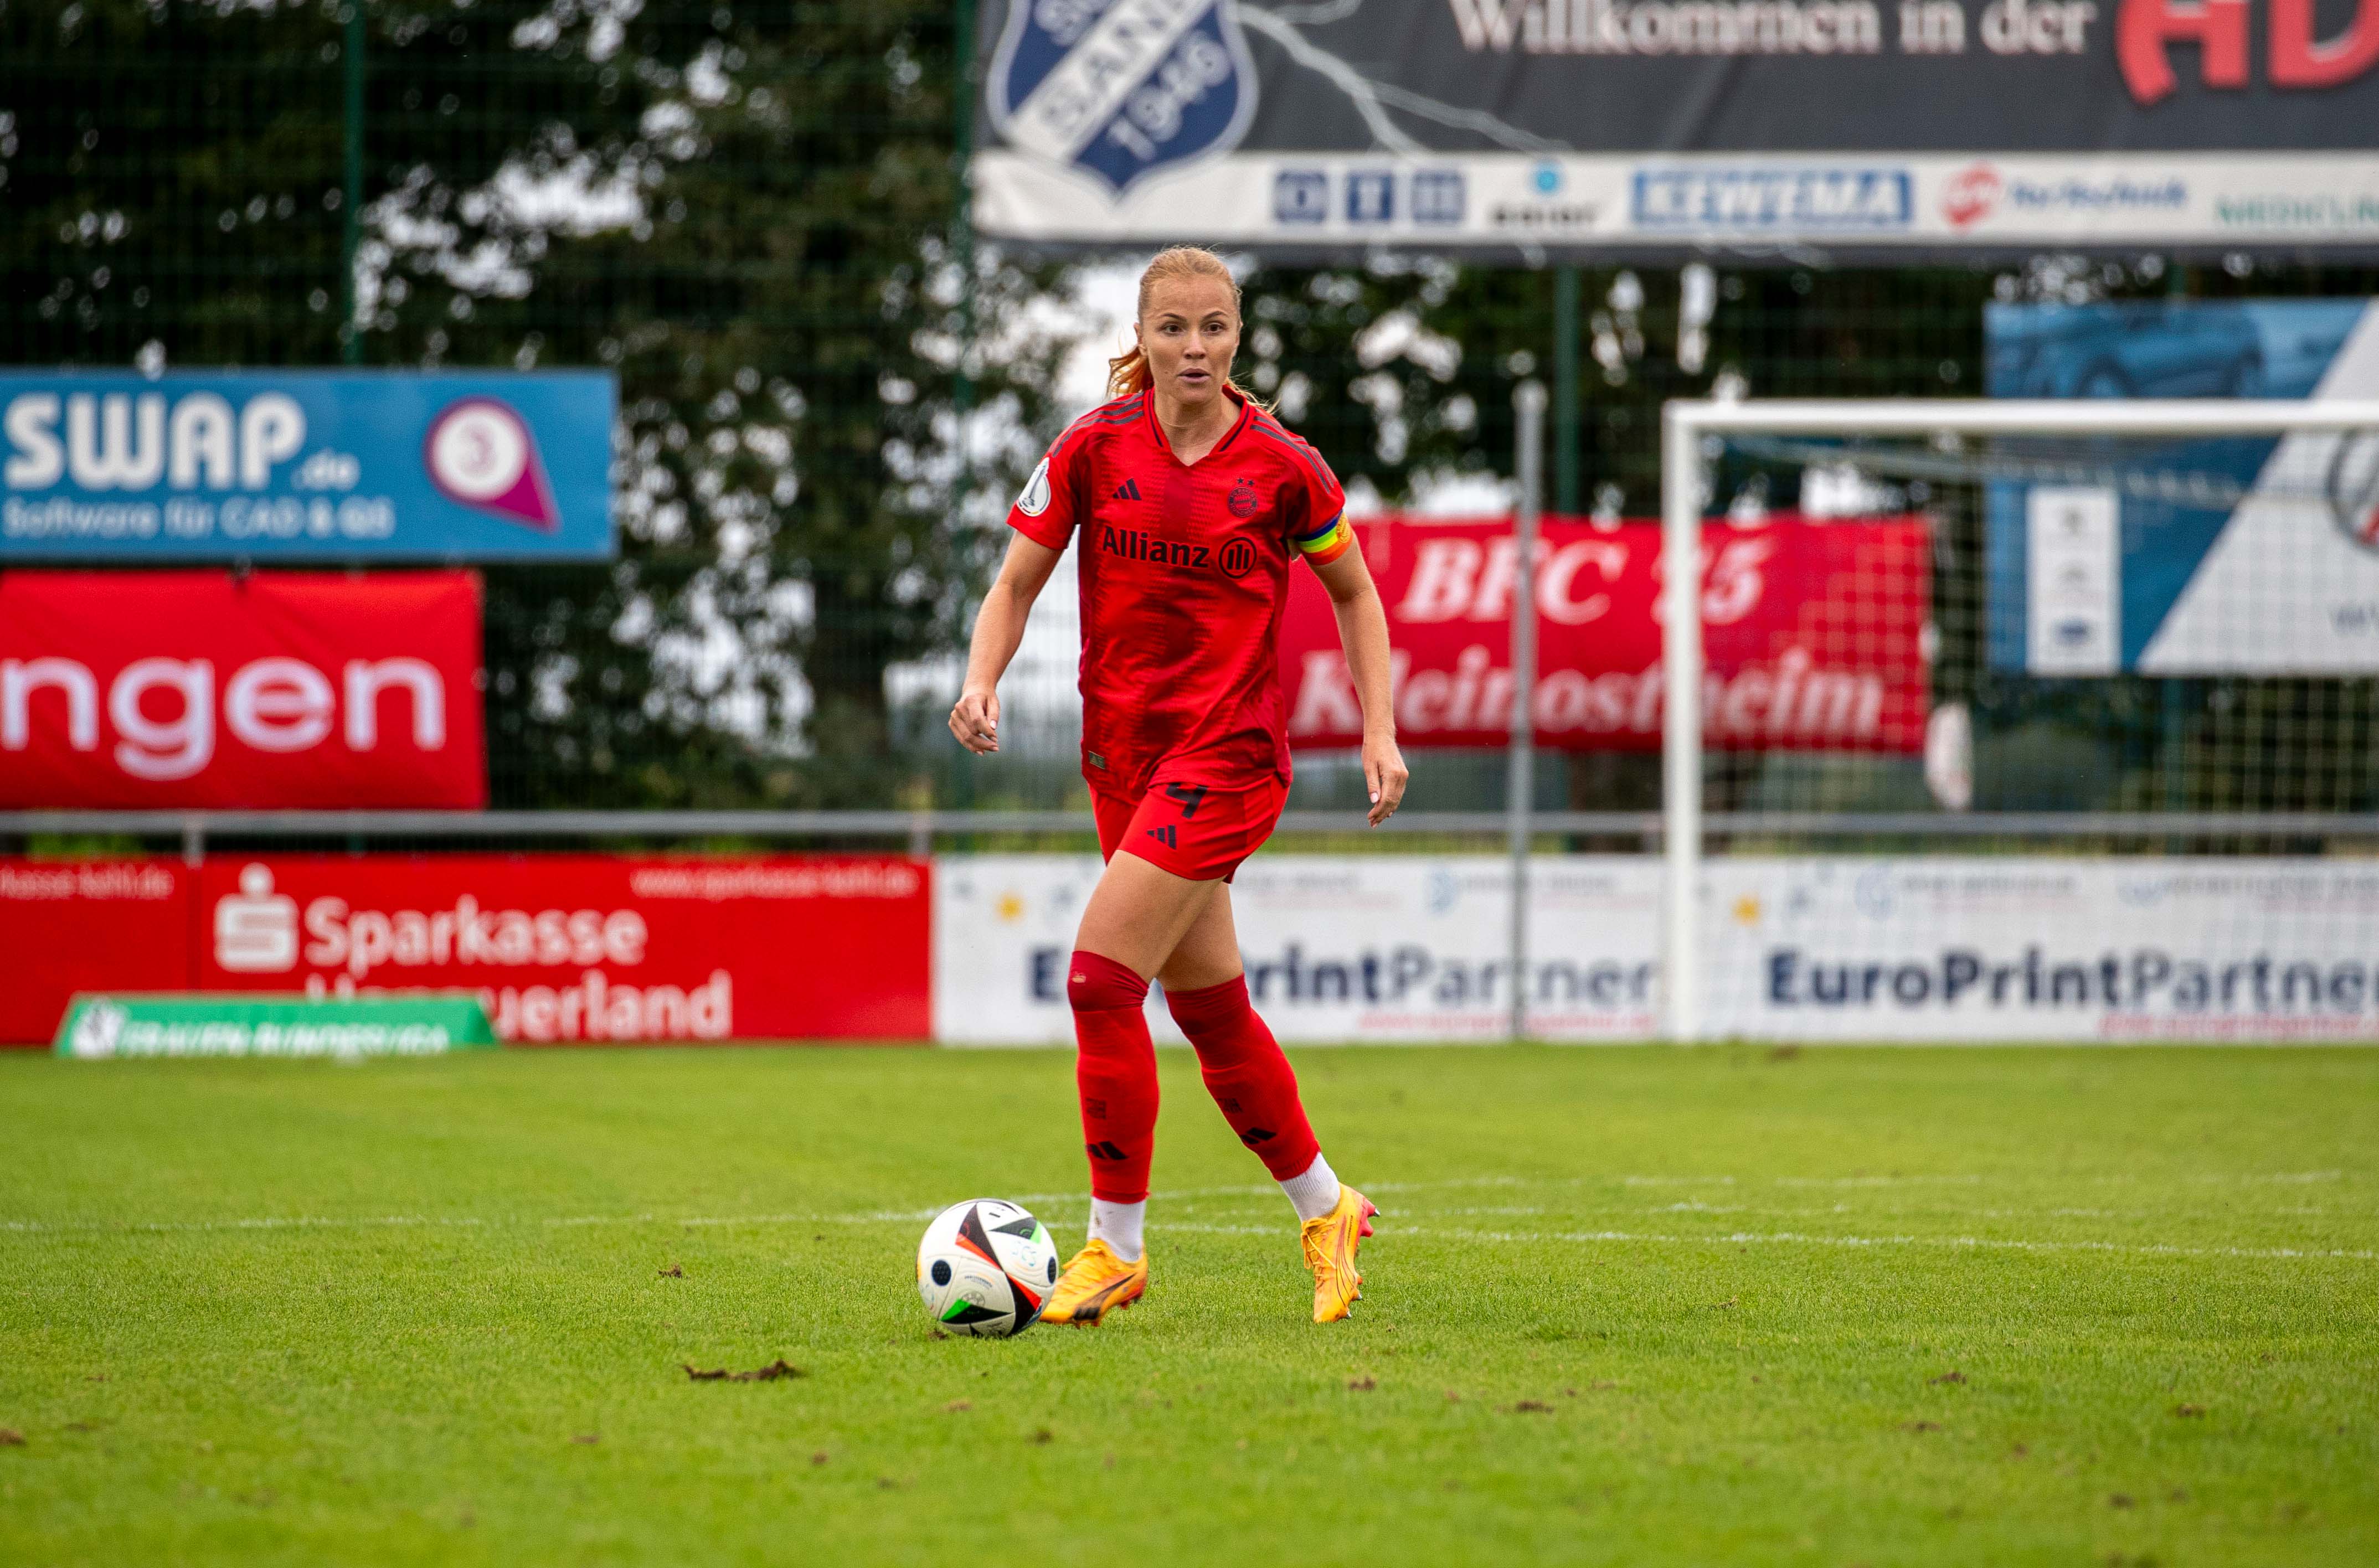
xmin=0 ymin=571 xmax=485 ymax=808
xmin=0 ymin=860 xmax=193 ymax=1043
xmin=1281 ymin=514 xmax=1930 ymax=753
xmin=193 ymin=856 xmax=930 ymax=1043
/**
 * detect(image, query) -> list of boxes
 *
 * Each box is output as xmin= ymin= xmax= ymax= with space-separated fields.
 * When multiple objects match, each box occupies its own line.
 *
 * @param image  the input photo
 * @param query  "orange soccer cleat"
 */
xmin=1299 ymin=1184 xmax=1378 ymax=1323
xmin=1038 ymin=1238 xmax=1149 ymax=1327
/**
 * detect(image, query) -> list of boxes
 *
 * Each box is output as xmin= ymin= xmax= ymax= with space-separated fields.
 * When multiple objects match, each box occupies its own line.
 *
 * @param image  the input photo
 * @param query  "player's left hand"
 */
xmin=1363 ymin=733 xmax=1409 ymax=827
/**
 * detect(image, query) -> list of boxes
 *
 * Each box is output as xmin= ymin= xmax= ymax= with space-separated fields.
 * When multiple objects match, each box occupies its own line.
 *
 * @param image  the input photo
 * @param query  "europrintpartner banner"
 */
xmin=971 ymin=0 xmax=2379 ymax=259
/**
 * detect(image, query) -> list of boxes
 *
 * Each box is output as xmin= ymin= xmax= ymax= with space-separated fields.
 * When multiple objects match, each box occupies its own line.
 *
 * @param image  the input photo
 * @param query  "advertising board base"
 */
xmin=54 ymin=993 xmax=498 ymax=1059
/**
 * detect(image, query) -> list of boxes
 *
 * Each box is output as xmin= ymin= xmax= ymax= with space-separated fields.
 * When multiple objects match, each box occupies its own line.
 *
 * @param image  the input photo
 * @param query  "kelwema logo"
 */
xmin=1633 ymin=167 xmax=1911 ymax=231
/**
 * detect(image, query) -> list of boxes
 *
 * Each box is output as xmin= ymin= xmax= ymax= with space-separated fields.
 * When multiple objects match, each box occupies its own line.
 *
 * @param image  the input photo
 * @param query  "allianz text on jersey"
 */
xmin=1631 ymin=164 xmax=1915 ymax=233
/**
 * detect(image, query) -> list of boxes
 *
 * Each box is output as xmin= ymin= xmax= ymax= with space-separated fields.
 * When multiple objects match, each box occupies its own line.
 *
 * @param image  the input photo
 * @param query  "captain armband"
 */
xmin=1292 ymin=510 xmax=1352 ymax=567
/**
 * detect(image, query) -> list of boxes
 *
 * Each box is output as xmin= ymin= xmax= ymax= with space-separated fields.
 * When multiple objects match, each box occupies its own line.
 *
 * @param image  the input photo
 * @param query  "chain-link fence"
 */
xmin=10 ymin=1 xmax=2379 ymax=832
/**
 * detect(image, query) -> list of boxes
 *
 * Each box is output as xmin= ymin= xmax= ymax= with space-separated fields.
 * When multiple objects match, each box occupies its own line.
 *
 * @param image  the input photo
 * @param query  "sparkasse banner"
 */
xmin=970 ymin=0 xmax=2379 ymax=257
xmin=0 ymin=371 xmax=613 ymax=561
xmin=194 ymin=857 xmax=932 ymax=1044
xmin=0 ymin=571 xmax=485 ymax=809
xmin=1279 ymin=515 xmax=1930 ymax=753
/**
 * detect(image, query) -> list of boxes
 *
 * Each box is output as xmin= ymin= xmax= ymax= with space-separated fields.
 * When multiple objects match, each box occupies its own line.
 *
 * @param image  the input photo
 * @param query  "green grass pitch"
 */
xmin=2 ymin=1044 xmax=2375 ymax=1566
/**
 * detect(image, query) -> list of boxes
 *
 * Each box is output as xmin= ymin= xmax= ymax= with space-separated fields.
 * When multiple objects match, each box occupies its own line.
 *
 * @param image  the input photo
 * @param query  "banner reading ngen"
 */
xmin=971 ymin=0 xmax=2379 ymax=257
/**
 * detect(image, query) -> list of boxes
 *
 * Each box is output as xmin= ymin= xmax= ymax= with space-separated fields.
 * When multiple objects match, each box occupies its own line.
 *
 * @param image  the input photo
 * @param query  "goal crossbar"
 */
xmin=1657 ymin=397 xmax=2379 ymax=1041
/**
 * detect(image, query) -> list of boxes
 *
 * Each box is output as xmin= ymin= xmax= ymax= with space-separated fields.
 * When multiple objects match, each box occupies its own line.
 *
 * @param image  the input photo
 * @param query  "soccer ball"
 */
xmin=916 ymin=1198 xmax=1059 ymax=1338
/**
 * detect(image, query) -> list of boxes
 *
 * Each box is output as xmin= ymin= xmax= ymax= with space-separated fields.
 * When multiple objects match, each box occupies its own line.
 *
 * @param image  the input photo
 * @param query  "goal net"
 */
xmin=1659 ymin=398 xmax=2379 ymax=1044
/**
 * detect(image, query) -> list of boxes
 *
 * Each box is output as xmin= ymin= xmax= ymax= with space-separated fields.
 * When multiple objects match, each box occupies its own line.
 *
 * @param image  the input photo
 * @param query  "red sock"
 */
xmin=1165 ymin=976 xmax=1321 ymax=1182
xmin=1068 ymin=951 xmax=1157 ymax=1205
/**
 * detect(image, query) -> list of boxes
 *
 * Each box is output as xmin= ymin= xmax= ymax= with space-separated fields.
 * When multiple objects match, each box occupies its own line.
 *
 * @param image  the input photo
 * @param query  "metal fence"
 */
xmin=10 ymin=2 xmax=2379 ymax=826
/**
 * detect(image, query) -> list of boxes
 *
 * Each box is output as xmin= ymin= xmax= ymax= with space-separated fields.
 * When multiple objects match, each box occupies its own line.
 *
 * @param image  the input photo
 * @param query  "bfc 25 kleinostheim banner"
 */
xmin=1279 ymin=514 xmax=1931 ymax=753
xmin=971 ymin=0 xmax=2379 ymax=257
xmin=0 ymin=371 xmax=613 ymax=561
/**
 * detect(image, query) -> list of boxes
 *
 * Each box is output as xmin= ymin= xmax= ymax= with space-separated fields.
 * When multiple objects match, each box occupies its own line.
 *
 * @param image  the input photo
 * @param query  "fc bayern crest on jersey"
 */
xmin=988 ymin=0 xmax=1258 ymax=198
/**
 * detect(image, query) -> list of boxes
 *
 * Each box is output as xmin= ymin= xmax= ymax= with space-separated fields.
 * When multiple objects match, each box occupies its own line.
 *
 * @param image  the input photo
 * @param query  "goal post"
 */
xmin=1657 ymin=397 xmax=2379 ymax=1044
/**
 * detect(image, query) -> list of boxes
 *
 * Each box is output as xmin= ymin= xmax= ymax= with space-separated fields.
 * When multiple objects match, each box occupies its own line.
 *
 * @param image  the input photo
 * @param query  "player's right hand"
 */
xmin=950 ymin=689 xmax=1000 ymax=754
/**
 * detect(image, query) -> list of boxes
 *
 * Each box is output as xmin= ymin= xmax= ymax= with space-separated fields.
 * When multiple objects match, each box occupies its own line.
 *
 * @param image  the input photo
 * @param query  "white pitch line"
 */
xmin=3 ymin=1172 xmax=2365 ymax=1242
xmin=0 ymin=1175 xmax=1527 ymax=1238
xmin=8 ymin=1208 xmax=2373 ymax=1264
xmin=1396 ymin=1224 xmax=2379 ymax=1264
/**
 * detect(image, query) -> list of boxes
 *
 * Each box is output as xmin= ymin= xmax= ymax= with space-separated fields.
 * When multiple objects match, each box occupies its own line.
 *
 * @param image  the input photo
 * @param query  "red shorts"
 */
xmin=1092 ymin=777 xmax=1289 ymax=883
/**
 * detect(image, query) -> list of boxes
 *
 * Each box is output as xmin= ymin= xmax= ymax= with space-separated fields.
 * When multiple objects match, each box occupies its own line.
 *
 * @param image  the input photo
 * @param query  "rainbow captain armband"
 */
xmin=1293 ymin=510 xmax=1353 ymax=567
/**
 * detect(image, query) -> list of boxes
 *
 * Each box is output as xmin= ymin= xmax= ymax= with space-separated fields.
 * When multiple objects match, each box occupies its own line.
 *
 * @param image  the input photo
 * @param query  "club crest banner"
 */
xmin=970 ymin=0 xmax=2379 ymax=257
xmin=989 ymin=0 xmax=1257 ymax=197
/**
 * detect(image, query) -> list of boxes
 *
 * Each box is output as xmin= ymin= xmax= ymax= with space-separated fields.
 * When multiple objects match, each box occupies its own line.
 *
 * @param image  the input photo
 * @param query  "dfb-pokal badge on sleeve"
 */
xmin=988 ymin=0 xmax=1257 ymax=199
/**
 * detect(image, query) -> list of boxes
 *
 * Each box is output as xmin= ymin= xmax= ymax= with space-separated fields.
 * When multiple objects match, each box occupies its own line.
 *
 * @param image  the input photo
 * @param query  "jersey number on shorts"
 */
xmin=1163 ymin=783 xmax=1209 ymax=818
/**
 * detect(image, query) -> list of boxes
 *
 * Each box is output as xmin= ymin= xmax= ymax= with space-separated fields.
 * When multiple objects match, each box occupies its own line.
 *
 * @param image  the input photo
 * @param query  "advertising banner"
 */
xmin=195 ymin=857 xmax=932 ymax=1044
xmin=0 ymin=860 xmax=192 ymax=1045
xmin=936 ymin=854 xmax=1664 ymax=1043
xmin=0 ymin=371 xmax=613 ymax=561
xmin=970 ymin=0 xmax=2379 ymax=257
xmin=1704 ymin=857 xmax=2379 ymax=1041
xmin=1280 ymin=514 xmax=1930 ymax=752
xmin=0 ymin=571 xmax=486 ymax=809
xmin=1986 ymin=299 xmax=2379 ymax=674
xmin=54 ymin=994 xmax=497 ymax=1060
xmin=938 ymin=852 xmax=2379 ymax=1044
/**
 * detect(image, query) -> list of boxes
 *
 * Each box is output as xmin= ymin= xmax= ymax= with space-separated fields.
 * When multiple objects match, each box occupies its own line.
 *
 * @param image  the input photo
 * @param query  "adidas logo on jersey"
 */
xmin=1145 ymin=824 xmax=1178 ymax=849
xmin=1111 ymin=479 xmax=1142 ymax=501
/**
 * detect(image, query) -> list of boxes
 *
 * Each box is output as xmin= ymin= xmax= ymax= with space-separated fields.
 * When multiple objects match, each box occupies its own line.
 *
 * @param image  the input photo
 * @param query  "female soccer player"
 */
xmin=949 ymin=245 xmax=1407 ymax=1327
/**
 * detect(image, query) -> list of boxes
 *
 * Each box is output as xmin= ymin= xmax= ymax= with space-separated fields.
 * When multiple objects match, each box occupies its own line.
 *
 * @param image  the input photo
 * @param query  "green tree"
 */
xmin=2 ymin=0 xmax=1074 ymax=808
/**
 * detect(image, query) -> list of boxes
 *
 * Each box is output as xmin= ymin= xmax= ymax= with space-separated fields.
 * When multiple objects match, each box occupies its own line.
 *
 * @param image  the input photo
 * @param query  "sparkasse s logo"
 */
xmin=215 ymin=864 xmax=299 ymax=972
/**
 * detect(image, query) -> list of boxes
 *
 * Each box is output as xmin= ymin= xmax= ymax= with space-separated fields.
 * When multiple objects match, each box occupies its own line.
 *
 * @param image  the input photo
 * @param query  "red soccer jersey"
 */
xmin=1006 ymin=388 xmax=1349 ymax=796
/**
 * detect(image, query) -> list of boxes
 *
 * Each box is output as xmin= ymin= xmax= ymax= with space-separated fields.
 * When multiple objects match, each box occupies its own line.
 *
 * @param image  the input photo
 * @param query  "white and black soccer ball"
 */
xmin=916 ymin=1198 xmax=1059 ymax=1338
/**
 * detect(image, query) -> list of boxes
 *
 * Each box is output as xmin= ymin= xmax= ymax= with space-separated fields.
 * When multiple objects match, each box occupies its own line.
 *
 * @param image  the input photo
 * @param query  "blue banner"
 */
xmin=0 ymin=370 xmax=614 ymax=561
xmin=1985 ymin=301 xmax=2379 ymax=674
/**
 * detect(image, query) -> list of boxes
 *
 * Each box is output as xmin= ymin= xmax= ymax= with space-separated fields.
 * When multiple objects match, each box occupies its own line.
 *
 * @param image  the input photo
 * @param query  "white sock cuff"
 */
xmin=1280 ymin=1152 xmax=1342 ymax=1223
xmin=1087 ymin=1197 xmax=1146 ymax=1263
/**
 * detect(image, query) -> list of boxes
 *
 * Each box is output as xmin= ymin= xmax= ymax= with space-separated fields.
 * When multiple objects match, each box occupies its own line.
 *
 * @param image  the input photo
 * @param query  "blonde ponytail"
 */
xmin=1106 ymin=245 xmax=1273 ymax=413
